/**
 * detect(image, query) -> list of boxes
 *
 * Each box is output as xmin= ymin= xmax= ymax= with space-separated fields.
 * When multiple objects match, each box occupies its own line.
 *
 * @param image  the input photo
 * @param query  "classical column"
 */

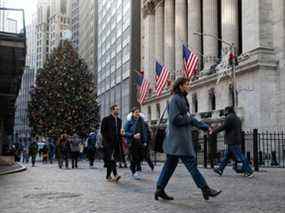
xmin=155 ymin=0 xmax=164 ymax=64
xmin=175 ymin=0 xmax=187 ymax=75
xmin=164 ymin=0 xmax=175 ymax=76
xmin=203 ymin=0 xmax=218 ymax=69
xmin=242 ymin=0 xmax=273 ymax=52
xmin=188 ymin=0 xmax=202 ymax=68
xmin=222 ymin=0 xmax=239 ymax=53
xmin=143 ymin=1 xmax=155 ymax=86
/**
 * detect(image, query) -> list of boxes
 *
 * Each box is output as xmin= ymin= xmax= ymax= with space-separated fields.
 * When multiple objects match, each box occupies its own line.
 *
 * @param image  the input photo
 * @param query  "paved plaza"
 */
xmin=0 ymin=161 xmax=284 ymax=213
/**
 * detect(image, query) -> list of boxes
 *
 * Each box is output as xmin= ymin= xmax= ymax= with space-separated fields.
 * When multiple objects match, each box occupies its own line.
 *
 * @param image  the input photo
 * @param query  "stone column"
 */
xmin=143 ymin=1 xmax=155 ymax=86
xmin=175 ymin=0 xmax=187 ymax=74
xmin=203 ymin=0 xmax=218 ymax=69
xmin=242 ymin=0 xmax=273 ymax=52
xmin=222 ymin=0 xmax=239 ymax=53
xmin=164 ymin=0 xmax=175 ymax=76
xmin=155 ymin=0 xmax=164 ymax=64
xmin=188 ymin=0 xmax=202 ymax=68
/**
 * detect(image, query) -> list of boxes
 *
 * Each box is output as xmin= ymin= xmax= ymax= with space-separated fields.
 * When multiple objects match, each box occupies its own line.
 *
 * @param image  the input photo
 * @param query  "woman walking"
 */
xmin=155 ymin=77 xmax=221 ymax=201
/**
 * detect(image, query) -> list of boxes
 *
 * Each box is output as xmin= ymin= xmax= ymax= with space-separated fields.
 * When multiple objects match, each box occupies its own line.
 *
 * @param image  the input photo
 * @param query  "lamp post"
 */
xmin=194 ymin=32 xmax=237 ymax=107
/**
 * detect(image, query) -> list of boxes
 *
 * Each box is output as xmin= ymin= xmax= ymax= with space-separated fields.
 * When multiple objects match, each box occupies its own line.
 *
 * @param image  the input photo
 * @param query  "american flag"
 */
xmin=155 ymin=61 xmax=170 ymax=96
xmin=183 ymin=45 xmax=199 ymax=79
xmin=136 ymin=71 xmax=150 ymax=104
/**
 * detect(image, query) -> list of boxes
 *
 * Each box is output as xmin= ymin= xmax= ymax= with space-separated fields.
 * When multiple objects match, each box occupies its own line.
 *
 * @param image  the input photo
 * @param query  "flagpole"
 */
xmin=193 ymin=32 xmax=237 ymax=108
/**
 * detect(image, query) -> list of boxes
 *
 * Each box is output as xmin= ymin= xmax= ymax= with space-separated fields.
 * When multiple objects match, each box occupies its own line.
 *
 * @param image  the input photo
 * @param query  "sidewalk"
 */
xmin=0 ymin=161 xmax=284 ymax=213
xmin=0 ymin=162 xmax=27 ymax=175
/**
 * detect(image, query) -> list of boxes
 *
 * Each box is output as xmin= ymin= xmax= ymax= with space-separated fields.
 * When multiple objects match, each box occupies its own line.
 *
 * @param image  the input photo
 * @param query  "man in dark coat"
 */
xmin=212 ymin=106 xmax=253 ymax=177
xmin=101 ymin=104 xmax=122 ymax=182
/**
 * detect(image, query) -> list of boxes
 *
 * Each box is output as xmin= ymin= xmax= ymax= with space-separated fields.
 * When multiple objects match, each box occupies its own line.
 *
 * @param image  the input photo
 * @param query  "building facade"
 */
xmin=0 ymin=0 xmax=7 ymax=31
xmin=36 ymin=0 xmax=50 ymax=69
xmin=78 ymin=0 xmax=97 ymax=76
xmin=71 ymin=0 xmax=79 ymax=50
xmin=97 ymin=0 xmax=140 ymax=121
xmin=48 ymin=0 xmax=71 ymax=53
xmin=14 ymin=15 xmax=37 ymax=140
xmin=141 ymin=0 xmax=284 ymax=131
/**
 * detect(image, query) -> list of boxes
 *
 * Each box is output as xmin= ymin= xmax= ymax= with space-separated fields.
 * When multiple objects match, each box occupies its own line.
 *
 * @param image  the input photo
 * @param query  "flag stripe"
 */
xmin=183 ymin=45 xmax=199 ymax=79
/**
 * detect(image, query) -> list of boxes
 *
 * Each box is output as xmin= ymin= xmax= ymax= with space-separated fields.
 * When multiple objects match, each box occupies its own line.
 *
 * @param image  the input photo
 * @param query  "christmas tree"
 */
xmin=28 ymin=40 xmax=100 ymax=138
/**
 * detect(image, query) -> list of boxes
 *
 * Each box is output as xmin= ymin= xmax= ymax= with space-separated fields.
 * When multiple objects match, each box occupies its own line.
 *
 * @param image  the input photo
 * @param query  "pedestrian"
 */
xmin=70 ymin=133 xmax=81 ymax=169
xmin=211 ymin=106 xmax=254 ymax=177
xmin=48 ymin=138 xmax=56 ymax=164
xmin=62 ymin=135 xmax=71 ymax=169
xmin=56 ymin=134 xmax=67 ymax=169
xmin=154 ymin=77 xmax=221 ymax=201
xmin=42 ymin=144 xmax=49 ymax=164
xmin=143 ymin=120 xmax=154 ymax=171
xmin=124 ymin=107 xmax=148 ymax=180
xmin=29 ymin=138 xmax=38 ymax=167
xmin=101 ymin=104 xmax=122 ymax=182
xmin=118 ymin=130 xmax=128 ymax=168
xmin=86 ymin=132 xmax=97 ymax=168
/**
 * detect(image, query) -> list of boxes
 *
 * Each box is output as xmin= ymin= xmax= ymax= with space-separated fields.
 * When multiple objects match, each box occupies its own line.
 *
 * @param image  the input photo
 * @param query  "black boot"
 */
xmin=214 ymin=168 xmax=223 ymax=176
xmin=202 ymin=185 xmax=221 ymax=200
xmin=154 ymin=188 xmax=174 ymax=201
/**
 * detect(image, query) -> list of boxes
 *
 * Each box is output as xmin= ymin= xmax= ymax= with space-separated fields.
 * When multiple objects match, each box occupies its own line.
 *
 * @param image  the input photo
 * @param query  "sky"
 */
xmin=5 ymin=0 xmax=36 ymax=28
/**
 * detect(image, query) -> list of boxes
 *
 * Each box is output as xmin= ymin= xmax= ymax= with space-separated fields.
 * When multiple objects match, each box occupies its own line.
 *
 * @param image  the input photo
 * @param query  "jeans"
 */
xmin=157 ymin=155 xmax=207 ymax=189
xmin=219 ymin=144 xmax=253 ymax=174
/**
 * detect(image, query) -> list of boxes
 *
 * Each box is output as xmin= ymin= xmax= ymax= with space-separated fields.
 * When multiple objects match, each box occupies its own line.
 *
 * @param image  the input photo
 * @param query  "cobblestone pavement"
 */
xmin=0 ymin=161 xmax=284 ymax=213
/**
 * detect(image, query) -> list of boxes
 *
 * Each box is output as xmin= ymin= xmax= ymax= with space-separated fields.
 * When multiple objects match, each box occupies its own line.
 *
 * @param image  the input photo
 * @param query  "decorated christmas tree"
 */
xmin=28 ymin=40 xmax=99 ymax=138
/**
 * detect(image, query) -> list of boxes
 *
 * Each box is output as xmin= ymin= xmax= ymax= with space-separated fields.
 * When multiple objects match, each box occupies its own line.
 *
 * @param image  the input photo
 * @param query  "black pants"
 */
xmin=71 ymin=151 xmax=79 ymax=168
xmin=58 ymin=158 xmax=63 ymax=168
xmin=104 ymin=146 xmax=118 ymax=179
xmin=129 ymin=141 xmax=144 ymax=175
xmin=31 ymin=155 xmax=36 ymax=166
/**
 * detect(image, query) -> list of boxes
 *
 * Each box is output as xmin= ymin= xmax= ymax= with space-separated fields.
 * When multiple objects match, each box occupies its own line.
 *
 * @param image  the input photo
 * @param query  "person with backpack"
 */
xmin=124 ymin=107 xmax=148 ymax=180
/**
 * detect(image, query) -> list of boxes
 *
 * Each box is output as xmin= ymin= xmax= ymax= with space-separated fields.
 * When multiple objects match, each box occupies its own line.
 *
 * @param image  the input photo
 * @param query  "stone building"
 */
xmin=141 ymin=0 xmax=284 ymax=131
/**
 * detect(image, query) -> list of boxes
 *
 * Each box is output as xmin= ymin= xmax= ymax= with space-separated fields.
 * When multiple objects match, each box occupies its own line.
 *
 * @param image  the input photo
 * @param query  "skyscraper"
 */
xmin=97 ymin=0 xmax=140 ymax=120
xmin=79 ymin=0 xmax=97 ymax=76
xmin=71 ymin=0 xmax=79 ymax=50
xmin=0 ymin=0 xmax=7 ymax=31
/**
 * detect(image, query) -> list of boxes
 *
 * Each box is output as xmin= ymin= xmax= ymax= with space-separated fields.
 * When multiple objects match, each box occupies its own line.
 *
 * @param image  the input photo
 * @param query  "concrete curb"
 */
xmin=0 ymin=163 xmax=27 ymax=176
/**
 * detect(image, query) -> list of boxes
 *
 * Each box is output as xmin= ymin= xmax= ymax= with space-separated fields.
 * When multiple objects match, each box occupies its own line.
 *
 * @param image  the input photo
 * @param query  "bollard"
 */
xmin=241 ymin=131 xmax=245 ymax=155
xmin=253 ymin=129 xmax=259 ymax=171
xmin=247 ymin=152 xmax=251 ymax=164
xmin=203 ymin=135 xmax=208 ymax=168
xmin=271 ymin=151 xmax=279 ymax=166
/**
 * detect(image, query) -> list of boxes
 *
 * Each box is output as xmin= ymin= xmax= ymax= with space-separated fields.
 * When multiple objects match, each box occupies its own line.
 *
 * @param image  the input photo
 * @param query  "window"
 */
xmin=148 ymin=106 xmax=152 ymax=122
xmin=192 ymin=93 xmax=198 ymax=113
xmin=156 ymin=103 xmax=161 ymax=120
xmin=208 ymin=88 xmax=216 ymax=110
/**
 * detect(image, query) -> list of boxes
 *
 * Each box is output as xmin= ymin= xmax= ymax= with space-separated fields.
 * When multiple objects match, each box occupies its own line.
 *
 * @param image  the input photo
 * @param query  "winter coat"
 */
xmin=70 ymin=134 xmax=81 ymax=152
xmin=124 ymin=116 xmax=148 ymax=145
xmin=163 ymin=93 xmax=208 ymax=156
xmin=213 ymin=112 xmax=242 ymax=145
xmin=101 ymin=115 xmax=122 ymax=146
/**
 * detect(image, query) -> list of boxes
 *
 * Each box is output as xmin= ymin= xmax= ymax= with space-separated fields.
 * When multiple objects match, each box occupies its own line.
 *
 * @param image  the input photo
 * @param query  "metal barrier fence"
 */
xmin=152 ymin=128 xmax=285 ymax=169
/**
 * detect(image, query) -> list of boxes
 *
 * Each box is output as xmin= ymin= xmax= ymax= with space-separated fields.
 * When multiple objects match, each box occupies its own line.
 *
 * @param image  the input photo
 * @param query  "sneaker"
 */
xmin=213 ymin=168 xmax=223 ymax=176
xmin=113 ymin=175 xmax=121 ymax=183
xmin=244 ymin=172 xmax=255 ymax=178
xmin=133 ymin=172 xmax=141 ymax=180
xmin=106 ymin=177 xmax=113 ymax=182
